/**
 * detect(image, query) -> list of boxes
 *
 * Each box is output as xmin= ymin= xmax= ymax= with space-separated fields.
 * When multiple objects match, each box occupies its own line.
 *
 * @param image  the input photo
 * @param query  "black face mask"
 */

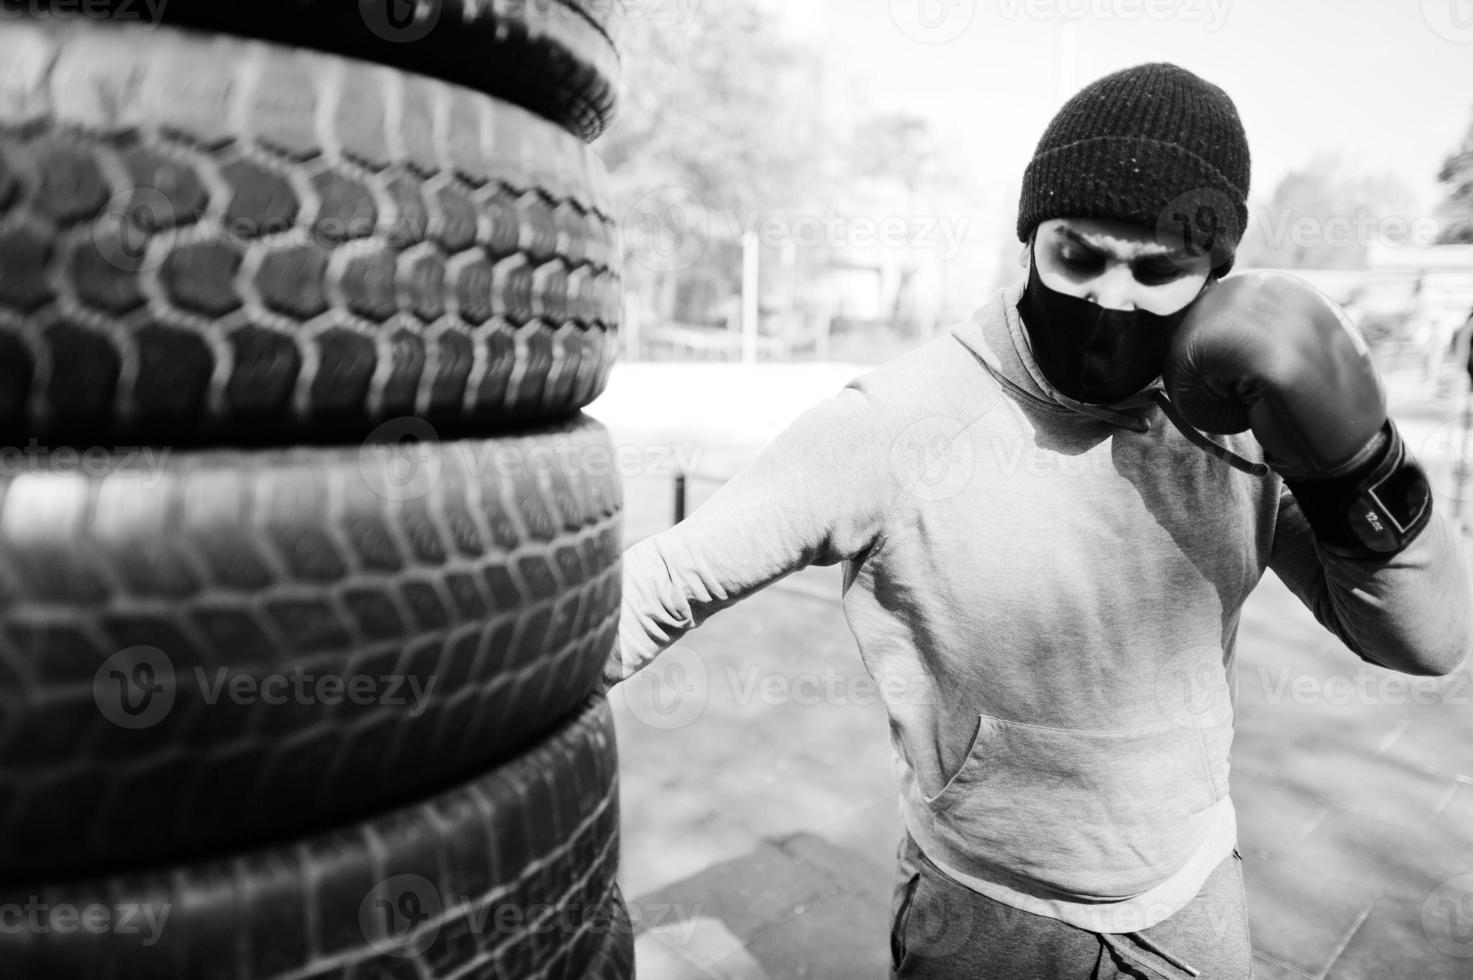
xmin=1018 ymin=250 xmax=1202 ymax=406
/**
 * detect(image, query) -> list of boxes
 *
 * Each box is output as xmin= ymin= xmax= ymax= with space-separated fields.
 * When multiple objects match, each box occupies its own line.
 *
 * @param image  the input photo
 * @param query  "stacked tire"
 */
xmin=0 ymin=4 xmax=631 ymax=976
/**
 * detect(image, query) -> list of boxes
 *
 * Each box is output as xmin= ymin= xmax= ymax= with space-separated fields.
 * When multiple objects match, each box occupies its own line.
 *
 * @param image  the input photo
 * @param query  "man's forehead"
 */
xmin=1050 ymin=220 xmax=1189 ymax=260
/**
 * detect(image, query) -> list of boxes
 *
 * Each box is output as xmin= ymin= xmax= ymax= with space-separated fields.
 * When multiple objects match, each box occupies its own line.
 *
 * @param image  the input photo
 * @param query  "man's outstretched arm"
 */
xmin=607 ymin=379 xmax=900 ymax=686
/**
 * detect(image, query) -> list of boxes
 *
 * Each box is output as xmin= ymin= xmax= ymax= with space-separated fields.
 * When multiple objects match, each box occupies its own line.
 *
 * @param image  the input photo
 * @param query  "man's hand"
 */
xmin=1163 ymin=272 xmax=1433 ymax=558
xmin=598 ymin=651 xmax=626 ymax=694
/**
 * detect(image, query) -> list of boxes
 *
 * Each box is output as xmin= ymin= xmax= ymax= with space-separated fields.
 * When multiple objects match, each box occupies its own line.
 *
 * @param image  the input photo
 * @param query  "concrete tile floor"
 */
xmin=599 ymin=365 xmax=1473 ymax=979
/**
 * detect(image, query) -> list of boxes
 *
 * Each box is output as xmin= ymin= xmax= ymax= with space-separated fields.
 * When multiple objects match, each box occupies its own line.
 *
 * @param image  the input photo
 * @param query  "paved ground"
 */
xmin=587 ymin=359 xmax=1473 ymax=979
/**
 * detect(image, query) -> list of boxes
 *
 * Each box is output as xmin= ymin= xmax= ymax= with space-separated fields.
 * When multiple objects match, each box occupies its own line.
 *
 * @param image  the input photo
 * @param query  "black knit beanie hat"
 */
xmin=1016 ymin=62 xmax=1251 ymax=277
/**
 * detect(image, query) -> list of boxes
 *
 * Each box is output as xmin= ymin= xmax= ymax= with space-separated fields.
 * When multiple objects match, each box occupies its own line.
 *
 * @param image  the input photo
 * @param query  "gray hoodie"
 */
xmin=614 ymin=279 xmax=1473 ymax=931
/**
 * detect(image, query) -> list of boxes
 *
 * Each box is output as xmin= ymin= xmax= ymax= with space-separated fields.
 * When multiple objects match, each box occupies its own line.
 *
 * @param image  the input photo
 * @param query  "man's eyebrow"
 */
xmin=1058 ymin=227 xmax=1186 ymax=261
xmin=1058 ymin=228 xmax=1101 ymax=252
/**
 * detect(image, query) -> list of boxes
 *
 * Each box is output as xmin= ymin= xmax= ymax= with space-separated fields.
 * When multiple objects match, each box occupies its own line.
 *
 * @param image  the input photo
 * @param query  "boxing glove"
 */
xmin=1163 ymin=272 xmax=1432 ymax=558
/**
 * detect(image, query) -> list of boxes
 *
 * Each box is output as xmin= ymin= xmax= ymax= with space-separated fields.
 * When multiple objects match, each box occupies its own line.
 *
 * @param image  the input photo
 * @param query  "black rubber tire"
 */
xmin=0 ymin=415 xmax=623 ymax=878
xmin=582 ymin=890 xmax=636 ymax=979
xmin=0 ymin=695 xmax=623 ymax=979
xmin=0 ymin=19 xmax=620 ymax=446
xmin=4 ymin=0 xmax=621 ymax=142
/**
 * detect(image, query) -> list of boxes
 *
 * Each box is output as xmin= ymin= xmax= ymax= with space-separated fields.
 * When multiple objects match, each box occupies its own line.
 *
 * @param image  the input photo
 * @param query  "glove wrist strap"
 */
xmin=1282 ymin=420 xmax=1433 ymax=559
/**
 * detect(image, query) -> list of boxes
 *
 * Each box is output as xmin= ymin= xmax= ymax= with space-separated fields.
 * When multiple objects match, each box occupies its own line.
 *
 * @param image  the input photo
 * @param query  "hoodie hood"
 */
xmin=950 ymin=280 xmax=1162 ymax=433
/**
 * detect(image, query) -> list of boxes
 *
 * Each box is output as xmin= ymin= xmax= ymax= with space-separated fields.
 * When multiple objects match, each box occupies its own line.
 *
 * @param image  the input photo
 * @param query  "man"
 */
xmin=603 ymin=63 xmax=1472 ymax=978
xmin=1461 ymin=306 xmax=1473 ymax=386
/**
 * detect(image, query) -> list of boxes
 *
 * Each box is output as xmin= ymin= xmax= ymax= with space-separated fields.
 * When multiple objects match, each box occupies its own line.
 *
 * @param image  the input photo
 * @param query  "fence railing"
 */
xmin=639 ymin=321 xmax=827 ymax=362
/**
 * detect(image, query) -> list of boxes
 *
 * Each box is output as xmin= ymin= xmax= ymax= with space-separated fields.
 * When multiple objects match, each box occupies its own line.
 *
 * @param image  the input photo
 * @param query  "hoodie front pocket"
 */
xmin=924 ymin=712 xmax=1228 ymax=901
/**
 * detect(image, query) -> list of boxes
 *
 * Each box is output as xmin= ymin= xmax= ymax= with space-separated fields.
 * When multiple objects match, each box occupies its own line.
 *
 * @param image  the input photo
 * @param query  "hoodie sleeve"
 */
xmin=1268 ymin=484 xmax=1473 ymax=676
xmin=607 ymin=378 xmax=901 ymax=685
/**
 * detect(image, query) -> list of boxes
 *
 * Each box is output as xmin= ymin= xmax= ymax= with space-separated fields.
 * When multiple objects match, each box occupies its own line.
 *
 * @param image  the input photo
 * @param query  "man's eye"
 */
xmin=1136 ymin=264 xmax=1185 ymax=285
xmin=1059 ymin=250 xmax=1101 ymax=272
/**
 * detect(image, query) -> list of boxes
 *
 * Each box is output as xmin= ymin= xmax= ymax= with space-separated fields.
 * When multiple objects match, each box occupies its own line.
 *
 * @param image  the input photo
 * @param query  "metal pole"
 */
xmin=742 ymin=230 xmax=759 ymax=365
xmin=1455 ymin=384 xmax=1473 ymax=531
xmin=622 ymin=290 xmax=640 ymax=362
xmin=673 ymin=470 xmax=687 ymax=525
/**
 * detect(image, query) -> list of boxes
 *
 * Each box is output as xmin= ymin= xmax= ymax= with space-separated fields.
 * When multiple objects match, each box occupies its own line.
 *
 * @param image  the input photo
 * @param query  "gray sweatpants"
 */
xmin=889 ymin=832 xmax=1254 ymax=979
